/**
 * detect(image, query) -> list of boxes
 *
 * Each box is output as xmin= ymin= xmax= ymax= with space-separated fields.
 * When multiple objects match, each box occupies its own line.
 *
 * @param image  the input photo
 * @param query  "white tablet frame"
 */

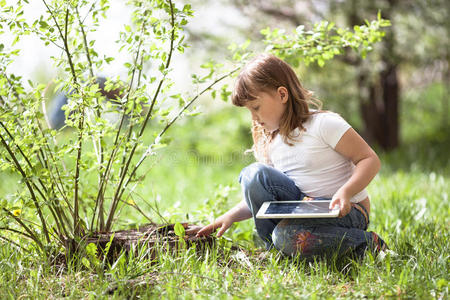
xmin=256 ymin=201 xmax=340 ymax=219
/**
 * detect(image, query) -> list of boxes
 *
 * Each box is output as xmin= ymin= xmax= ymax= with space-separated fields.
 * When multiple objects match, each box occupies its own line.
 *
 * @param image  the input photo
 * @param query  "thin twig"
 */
xmin=0 ymin=122 xmax=48 ymax=199
xmin=75 ymin=6 xmax=94 ymax=78
xmin=0 ymin=227 xmax=35 ymax=240
xmin=120 ymin=67 xmax=240 ymax=202
xmin=0 ymin=235 xmax=31 ymax=253
xmin=2 ymin=208 xmax=44 ymax=251
xmin=0 ymin=128 xmax=51 ymax=244
xmin=36 ymin=123 xmax=71 ymax=213
xmin=104 ymin=0 xmax=177 ymax=232
xmin=90 ymin=16 xmax=148 ymax=230
xmin=42 ymin=0 xmax=83 ymax=236
xmin=42 ymin=0 xmax=79 ymax=84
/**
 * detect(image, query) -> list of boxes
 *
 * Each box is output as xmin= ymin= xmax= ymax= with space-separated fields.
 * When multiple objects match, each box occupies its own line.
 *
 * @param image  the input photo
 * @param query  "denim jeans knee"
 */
xmin=272 ymin=209 xmax=374 ymax=259
xmin=238 ymin=162 xmax=268 ymax=187
xmin=238 ymin=162 xmax=304 ymax=249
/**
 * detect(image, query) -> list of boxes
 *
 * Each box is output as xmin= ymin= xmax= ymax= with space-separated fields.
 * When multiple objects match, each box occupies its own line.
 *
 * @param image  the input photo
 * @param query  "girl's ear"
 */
xmin=277 ymin=86 xmax=289 ymax=104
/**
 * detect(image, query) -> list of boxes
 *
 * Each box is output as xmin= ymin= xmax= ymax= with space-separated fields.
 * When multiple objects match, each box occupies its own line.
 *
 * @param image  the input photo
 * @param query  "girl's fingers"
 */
xmin=339 ymin=200 xmax=351 ymax=217
xmin=216 ymin=225 xmax=226 ymax=237
xmin=196 ymin=221 xmax=231 ymax=238
xmin=329 ymin=198 xmax=339 ymax=209
xmin=196 ymin=224 xmax=215 ymax=237
xmin=216 ymin=223 xmax=230 ymax=237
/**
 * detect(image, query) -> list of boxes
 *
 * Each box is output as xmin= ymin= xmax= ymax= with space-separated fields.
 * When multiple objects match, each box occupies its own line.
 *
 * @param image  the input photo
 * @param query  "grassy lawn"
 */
xmin=0 ymin=86 xmax=448 ymax=298
xmin=0 ymin=160 xmax=448 ymax=298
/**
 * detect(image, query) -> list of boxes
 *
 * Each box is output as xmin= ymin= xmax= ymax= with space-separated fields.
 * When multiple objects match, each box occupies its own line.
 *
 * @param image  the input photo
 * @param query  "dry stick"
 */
xmin=104 ymin=0 xmax=177 ymax=232
xmin=0 ymin=129 xmax=51 ymax=244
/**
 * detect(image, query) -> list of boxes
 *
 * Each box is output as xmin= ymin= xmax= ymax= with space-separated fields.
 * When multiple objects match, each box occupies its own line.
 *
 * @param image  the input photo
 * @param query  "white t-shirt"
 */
xmin=268 ymin=112 xmax=368 ymax=203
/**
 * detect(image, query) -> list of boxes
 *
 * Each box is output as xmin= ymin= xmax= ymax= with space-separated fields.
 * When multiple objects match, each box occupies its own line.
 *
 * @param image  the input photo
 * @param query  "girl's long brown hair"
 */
xmin=232 ymin=54 xmax=322 ymax=164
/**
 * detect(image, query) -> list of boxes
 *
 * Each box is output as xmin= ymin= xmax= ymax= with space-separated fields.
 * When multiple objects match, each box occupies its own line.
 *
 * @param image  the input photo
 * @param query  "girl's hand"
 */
xmin=329 ymin=189 xmax=352 ymax=217
xmin=196 ymin=217 xmax=233 ymax=238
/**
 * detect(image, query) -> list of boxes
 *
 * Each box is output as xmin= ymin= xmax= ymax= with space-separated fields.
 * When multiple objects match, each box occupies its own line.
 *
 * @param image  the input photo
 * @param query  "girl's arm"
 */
xmin=330 ymin=128 xmax=381 ymax=217
xmin=196 ymin=200 xmax=252 ymax=237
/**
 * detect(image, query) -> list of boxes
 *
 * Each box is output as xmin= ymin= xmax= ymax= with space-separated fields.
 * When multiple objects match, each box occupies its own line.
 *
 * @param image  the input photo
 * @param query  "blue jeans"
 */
xmin=239 ymin=162 xmax=378 ymax=259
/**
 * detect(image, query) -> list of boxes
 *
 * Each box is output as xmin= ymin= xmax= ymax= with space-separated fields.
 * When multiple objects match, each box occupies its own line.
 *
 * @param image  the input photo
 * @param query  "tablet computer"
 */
xmin=256 ymin=201 xmax=340 ymax=219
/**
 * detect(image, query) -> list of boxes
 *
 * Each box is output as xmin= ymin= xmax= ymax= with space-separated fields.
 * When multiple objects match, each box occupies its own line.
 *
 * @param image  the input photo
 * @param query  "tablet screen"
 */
xmin=265 ymin=201 xmax=332 ymax=214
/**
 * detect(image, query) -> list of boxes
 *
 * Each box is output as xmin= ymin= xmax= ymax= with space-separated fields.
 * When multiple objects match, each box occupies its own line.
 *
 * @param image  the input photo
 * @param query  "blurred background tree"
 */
xmin=186 ymin=0 xmax=449 ymax=150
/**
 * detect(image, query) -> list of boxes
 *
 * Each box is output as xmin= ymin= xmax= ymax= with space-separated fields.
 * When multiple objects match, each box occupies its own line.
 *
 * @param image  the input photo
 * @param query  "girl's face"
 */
xmin=244 ymin=87 xmax=288 ymax=132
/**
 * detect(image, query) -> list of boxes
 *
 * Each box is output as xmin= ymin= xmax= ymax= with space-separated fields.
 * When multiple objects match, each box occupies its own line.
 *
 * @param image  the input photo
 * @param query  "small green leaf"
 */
xmin=317 ymin=58 xmax=325 ymax=67
xmin=86 ymin=243 xmax=97 ymax=257
xmin=82 ymin=257 xmax=90 ymax=269
xmin=437 ymin=278 xmax=447 ymax=290
xmin=39 ymin=20 xmax=48 ymax=29
xmin=174 ymin=222 xmax=185 ymax=238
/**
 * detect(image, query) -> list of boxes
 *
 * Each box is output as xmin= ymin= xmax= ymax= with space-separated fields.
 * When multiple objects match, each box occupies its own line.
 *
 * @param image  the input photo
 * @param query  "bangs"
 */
xmin=231 ymin=73 xmax=259 ymax=107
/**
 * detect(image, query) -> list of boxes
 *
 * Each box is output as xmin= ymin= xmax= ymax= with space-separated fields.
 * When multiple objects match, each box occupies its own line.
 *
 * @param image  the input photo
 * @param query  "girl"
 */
xmin=196 ymin=54 xmax=387 ymax=259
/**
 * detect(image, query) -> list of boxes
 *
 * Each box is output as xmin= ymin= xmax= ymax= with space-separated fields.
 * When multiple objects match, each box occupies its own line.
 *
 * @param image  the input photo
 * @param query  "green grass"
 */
xmin=0 ymin=84 xmax=449 ymax=298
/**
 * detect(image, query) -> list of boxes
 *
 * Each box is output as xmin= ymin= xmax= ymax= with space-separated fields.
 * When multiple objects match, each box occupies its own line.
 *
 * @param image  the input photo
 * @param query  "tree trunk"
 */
xmin=353 ymin=0 xmax=400 ymax=150
xmin=360 ymin=63 xmax=399 ymax=150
